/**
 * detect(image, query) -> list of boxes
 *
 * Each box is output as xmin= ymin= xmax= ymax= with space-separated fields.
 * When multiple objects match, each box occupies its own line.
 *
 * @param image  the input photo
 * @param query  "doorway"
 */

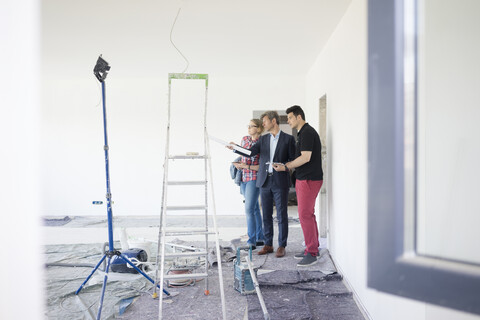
xmin=318 ymin=95 xmax=328 ymax=245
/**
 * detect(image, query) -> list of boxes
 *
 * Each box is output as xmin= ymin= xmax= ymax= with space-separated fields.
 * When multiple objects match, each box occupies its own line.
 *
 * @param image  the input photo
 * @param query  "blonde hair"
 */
xmin=251 ymin=118 xmax=264 ymax=134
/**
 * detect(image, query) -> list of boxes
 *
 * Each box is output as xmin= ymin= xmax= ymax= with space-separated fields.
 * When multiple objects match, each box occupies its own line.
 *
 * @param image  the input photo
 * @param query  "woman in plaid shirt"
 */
xmin=233 ymin=119 xmax=265 ymax=249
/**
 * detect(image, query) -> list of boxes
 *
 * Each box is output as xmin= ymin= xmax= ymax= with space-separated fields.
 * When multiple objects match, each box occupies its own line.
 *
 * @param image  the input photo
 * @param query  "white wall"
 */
xmin=40 ymin=73 xmax=305 ymax=216
xmin=37 ymin=2 xmax=358 ymax=245
xmin=306 ymin=0 xmax=480 ymax=319
xmin=40 ymin=0 xmax=315 ymax=217
xmin=1 ymin=1 xmax=44 ymax=319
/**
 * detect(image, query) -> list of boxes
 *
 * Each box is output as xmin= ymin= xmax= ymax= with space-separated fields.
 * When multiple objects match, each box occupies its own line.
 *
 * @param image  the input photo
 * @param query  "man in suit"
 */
xmin=229 ymin=111 xmax=296 ymax=257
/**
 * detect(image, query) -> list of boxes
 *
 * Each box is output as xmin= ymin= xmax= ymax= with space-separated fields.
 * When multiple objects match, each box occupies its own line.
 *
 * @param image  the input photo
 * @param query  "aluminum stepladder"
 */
xmin=153 ymin=73 xmax=226 ymax=320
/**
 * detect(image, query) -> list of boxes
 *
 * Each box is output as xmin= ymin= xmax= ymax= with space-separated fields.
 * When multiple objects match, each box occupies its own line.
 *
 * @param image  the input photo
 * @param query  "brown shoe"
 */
xmin=257 ymin=245 xmax=274 ymax=255
xmin=275 ymin=246 xmax=286 ymax=258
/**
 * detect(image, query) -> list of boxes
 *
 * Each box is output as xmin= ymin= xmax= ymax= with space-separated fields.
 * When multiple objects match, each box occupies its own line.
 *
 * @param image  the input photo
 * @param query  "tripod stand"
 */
xmin=75 ymin=55 xmax=169 ymax=320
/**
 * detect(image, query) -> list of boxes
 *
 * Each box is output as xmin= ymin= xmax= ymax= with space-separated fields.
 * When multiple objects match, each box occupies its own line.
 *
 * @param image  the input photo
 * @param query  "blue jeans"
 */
xmin=240 ymin=180 xmax=265 ymax=246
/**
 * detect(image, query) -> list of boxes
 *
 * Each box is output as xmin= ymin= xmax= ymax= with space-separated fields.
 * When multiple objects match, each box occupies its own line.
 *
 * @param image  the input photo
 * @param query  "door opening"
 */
xmin=318 ymin=95 xmax=328 ymax=247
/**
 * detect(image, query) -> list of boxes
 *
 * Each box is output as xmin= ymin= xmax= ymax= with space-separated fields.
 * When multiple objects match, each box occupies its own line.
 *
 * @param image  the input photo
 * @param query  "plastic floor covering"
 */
xmin=44 ymin=215 xmax=366 ymax=320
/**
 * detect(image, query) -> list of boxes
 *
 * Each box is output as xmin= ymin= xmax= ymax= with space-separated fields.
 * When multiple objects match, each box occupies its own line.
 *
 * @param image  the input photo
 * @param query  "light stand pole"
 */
xmin=75 ymin=55 xmax=169 ymax=320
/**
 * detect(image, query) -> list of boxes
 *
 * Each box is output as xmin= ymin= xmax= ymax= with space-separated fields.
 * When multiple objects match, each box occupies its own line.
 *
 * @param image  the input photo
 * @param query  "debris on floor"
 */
xmin=44 ymin=215 xmax=366 ymax=319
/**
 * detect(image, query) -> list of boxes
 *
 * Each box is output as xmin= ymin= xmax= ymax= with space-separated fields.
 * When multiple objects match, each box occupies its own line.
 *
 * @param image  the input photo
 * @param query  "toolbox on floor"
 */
xmin=234 ymin=246 xmax=258 ymax=294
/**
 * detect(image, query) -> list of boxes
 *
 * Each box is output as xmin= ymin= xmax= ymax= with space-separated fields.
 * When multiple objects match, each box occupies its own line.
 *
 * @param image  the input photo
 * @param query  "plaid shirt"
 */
xmin=241 ymin=135 xmax=260 ymax=182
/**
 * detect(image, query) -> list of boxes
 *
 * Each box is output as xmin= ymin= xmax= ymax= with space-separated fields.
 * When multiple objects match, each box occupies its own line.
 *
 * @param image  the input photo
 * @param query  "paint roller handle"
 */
xmin=245 ymin=255 xmax=270 ymax=319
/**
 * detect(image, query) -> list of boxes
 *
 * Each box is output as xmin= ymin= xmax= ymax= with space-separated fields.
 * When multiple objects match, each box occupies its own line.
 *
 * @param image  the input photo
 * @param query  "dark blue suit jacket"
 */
xmin=235 ymin=131 xmax=296 ymax=189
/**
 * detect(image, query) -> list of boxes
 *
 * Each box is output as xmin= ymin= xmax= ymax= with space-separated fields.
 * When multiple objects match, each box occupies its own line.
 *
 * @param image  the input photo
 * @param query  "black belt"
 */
xmin=267 ymin=172 xmax=274 ymax=177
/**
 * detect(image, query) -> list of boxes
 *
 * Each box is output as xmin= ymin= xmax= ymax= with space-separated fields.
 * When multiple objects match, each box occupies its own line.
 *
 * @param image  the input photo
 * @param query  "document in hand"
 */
xmin=208 ymin=135 xmax=252 ymax=156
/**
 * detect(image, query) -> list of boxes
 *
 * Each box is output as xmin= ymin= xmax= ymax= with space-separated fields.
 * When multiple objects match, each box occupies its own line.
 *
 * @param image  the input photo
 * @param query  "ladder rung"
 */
xmin=164 ymin=230 xmax=215 ymax=236
xmin=167 ymin=181 xmax=207 ymax=186
xmin=164 ymin=251 xmax=208 ymax=258
xmin=167 ymin=205 xmax=206 ymax=211
xmin=168 ymin=155 xmax=207 ymax=160
xmin=164 ymin=273 xmax=208 ymax=280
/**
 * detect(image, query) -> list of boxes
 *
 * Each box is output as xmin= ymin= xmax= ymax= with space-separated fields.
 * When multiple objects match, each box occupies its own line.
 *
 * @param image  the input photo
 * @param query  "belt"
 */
xmin=267 ymin=172 xmax=274 ymax=177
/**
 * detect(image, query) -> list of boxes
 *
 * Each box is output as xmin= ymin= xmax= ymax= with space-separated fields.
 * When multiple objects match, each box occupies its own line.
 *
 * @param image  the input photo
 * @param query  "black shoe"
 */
xmin=244 ymin=245 xmax=256 ymax=251
xmin=294 ymin=251 xmax=306 ymax=260
xmin=256 ymin=241 xmax=265 ymax=246
xmin=297 ymin=253 xmax=318 ymax=267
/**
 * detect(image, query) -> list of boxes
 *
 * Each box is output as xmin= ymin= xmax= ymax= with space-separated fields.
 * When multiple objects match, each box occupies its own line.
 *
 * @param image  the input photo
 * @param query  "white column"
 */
xmin=0 ymin=0 xmax=43 ymax=319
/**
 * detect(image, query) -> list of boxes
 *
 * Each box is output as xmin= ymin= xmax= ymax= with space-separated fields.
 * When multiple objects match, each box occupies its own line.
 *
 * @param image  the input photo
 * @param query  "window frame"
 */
xmin=367 ymin=0 xmax=480 ymax=314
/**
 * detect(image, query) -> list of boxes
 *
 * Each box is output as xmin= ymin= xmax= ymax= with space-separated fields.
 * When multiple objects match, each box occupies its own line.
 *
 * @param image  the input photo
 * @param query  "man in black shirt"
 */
xmin=273 ymin=105 xmax=323 ymax=266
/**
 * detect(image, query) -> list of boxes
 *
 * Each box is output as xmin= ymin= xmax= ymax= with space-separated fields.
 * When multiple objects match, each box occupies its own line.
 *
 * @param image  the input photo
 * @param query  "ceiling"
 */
xmin=42 ymin=0 xmax=352 ymax=77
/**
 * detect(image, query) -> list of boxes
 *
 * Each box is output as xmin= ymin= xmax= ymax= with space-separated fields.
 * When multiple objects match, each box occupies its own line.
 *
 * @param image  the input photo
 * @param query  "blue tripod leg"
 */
xmin=96 ymin=256 xmax=112 ymax=320
xmin=75 ymin=254 xmax=107 ymax=295
xmin=120 ymin=254 xmax=170 ymax=296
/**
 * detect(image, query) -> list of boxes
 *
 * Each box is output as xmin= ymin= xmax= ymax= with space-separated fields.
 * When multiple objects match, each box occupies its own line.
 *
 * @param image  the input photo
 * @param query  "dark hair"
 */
xmin=260 ymin=111 xmax=280 ymax=126
xmin=286 ymin=105 xmax=305 ymax=121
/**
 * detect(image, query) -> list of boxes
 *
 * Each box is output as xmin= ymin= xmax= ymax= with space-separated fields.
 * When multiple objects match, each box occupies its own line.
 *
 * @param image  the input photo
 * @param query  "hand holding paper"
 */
xmin=209 ymin=135 xmax=252 ymax=156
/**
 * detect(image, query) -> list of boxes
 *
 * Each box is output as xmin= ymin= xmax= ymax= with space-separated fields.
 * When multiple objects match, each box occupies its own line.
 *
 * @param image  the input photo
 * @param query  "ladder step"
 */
xmin=167 ymin=181 xmax=207 ymax=186
xmin=164 ymin=273 xmax=208 ymax=280
xmin=164 ymin=230 xmax=215 ymax=236
xmin=164 ymin=251 xmax=208 ymax=258
xmin=167 ymin=205 xmax=206 ymax=211
xmin=168 ymin=155 xmax=207 ymax=160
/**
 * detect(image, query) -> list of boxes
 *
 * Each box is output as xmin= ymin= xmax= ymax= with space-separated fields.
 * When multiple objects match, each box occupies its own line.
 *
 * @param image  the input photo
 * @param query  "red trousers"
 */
xmin=296 ymin=179 xmax=323 ymax=256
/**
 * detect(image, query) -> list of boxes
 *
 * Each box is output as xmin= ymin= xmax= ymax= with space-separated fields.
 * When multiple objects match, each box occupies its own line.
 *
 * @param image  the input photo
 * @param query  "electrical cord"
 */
xmin=165 ymin=266 xmax=204 ymax=288
xmin=46 ymin=263 xmax=96 ymax=268
xmin=93 ymin=76 xmax=102 ymax=109
xmin=59 ymin=293 xmax=97 ymax=314
xmin=170 ymin=7 xmax=190 ymax=73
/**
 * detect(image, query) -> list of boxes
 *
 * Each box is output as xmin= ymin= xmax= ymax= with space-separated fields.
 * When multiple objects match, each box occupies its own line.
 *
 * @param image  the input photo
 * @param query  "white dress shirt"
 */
xmin=268 ymin=131 xmax=281 ymax=173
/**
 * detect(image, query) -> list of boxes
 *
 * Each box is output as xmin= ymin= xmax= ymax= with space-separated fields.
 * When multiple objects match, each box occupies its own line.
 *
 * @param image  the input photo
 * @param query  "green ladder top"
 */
xmin=168 ymin=73 xmax=208 ymax=86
